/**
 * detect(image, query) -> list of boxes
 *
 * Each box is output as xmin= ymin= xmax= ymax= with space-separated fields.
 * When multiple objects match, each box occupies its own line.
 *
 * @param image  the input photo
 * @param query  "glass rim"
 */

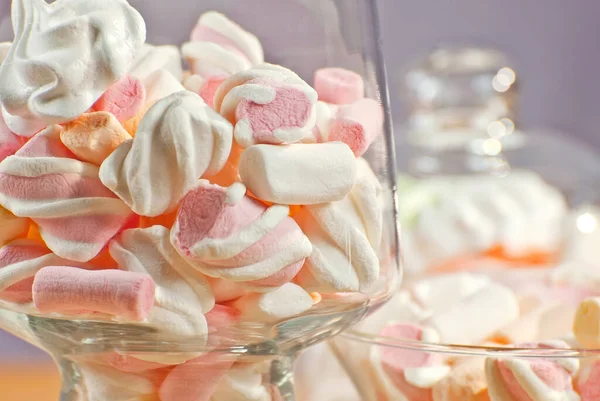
xmin=340 ymin=329 xmax=600 ymax=358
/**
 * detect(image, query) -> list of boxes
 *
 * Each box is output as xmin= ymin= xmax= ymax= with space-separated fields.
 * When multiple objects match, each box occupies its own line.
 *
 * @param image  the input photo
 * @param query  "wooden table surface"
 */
xmin=0 ymin=364 xmax=61 ymax=401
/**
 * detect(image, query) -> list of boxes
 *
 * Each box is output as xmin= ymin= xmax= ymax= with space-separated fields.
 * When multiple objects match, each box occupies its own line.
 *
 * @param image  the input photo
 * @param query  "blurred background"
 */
xmin=1 ymin=0 xmax=599 ymax=399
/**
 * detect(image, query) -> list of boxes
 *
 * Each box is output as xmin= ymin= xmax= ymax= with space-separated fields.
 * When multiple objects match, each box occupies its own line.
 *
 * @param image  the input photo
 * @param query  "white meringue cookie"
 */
xmin=213 ymin=365 xmax=272 ymax=401
xmin=109 ymin=226 xmax=214 ymax=339
xmin=129 ymin=43 xmax=183 ymax=82
xmin=0 ymin=0 xmax=146 ymax=137
xmin=99 ymin=91 xmax=233 ymax=217
xmin=295 ymin=158 xmax=382 ymax=292
xmin=229 ymin=283 xmax=314 ymax=323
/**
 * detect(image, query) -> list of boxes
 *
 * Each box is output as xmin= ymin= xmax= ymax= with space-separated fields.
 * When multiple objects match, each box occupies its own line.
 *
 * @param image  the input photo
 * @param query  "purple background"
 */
xmin=0 ymin=0 xmax=599 ymax=359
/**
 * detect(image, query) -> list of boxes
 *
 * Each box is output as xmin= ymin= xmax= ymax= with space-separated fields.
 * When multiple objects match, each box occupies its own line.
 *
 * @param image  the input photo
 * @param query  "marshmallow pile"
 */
xmin=0 ymin=1 xmax=385 ymax=399
xmin=303 ymin=173 xmax=600 ymax=401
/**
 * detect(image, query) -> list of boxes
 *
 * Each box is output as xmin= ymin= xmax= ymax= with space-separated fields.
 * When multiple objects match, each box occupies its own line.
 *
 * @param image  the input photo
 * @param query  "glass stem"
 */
xmin=270 ymin=354 xmax=297 ymax=401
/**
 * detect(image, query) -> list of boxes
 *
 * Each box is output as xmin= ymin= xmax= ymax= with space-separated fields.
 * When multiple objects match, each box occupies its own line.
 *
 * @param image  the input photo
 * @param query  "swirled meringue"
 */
xmin=0 ymin=125 xmax=135 ymax=262
xmin=0 ymin=0 xmax=146 ymax=136
xmin=402 ymin=171 xmax=567 ymax=273
xmin=99 ymin=91 xmax=233 ymax=217
xmin=171 ymin=180 xmax=312 ymax=287
xmin=294 ymin=158 xmax=382 ymax=292
xmin=109 ymin=226 xmax=214 ymax=338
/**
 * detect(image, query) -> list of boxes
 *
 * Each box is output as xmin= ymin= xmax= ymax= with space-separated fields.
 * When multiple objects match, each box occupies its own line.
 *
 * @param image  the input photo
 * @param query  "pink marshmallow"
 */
xmin=486 ymin=341 xmax=579 ymax=401
xmin=159 ymin=353 xmax=235 ymax=401
xmin=205 ymin=304 xmax=240 ymax=331
xmin=314 ymin=67 xmax=365 ymax=105
xmin=171 ymin=180 xmax=312 ymax=286
xmin=0 ymin=113 xmax=26 ymax=163
xmin=578 ymin=360 xmax=600 ymax=401
xmin=329 ymin=98 xmax=384 ymax=157
xmin=92 ymin=75 xmax=146 ymax=122
xmin=33 ymin=266 xmax=155 ymax=321
xmin=379 ymin=323 xmax=444 ymax=401
xmin=0 ymin=125 xmax=135 ymax=262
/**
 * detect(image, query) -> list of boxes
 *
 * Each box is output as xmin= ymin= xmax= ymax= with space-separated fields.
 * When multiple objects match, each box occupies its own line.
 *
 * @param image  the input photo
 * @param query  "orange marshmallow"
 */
xmin=139 ymin=210 xmax=179 ymax=230
xmin=61 ymin=112 xmax=132 ymax=165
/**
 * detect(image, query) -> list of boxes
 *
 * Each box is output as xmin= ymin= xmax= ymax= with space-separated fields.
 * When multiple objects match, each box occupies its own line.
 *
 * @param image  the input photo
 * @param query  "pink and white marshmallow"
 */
xmin=294 ymin=158 xmax=381 ymax=292
xmin=190 ymin=11 xmax=264 ymax=65
xmin=485 ymin=340 xmax=580 ymax=401
xmin=99 ymin=91 xmax=233 ymax=217
xmin=171 ymin=180 xmax=312 ymax=288
xmin=311 ymin=98 xmax=384 ymax=157
xmin=92 ymin=75 xmax=146 ymax=122
xmin=314 ymin=67 xmax=365 ymax=105
xmin=577 ymin=360 xmax=600 ymax=401
xmin=215 ymin=64 xmax=318 ymax=147
xmin=374 ymin=323 xmax=450 ymax=401
xmin=0 ymin=125 xmax=135 ymax=262
xmin=32 ymin=266 xmax=155 ymax=321
xmin=0 ymin=240 xmax=85 ymax=305
xmin=109 ymin=226 xmax=214 ymax=340
xmin=239 ymin=142 xmax=357 ymax=205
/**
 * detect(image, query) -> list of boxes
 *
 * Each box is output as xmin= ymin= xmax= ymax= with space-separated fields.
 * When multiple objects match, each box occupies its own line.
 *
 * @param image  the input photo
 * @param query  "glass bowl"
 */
xmin=323 ymin=47 xmax=600 ymax=401
xmin=0 ymin=0 xmax=400 ymax=399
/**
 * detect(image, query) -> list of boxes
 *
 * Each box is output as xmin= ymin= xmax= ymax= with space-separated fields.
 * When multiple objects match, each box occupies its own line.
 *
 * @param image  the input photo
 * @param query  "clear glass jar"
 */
xmin=0 ymin=0 xmax=400 ymax=400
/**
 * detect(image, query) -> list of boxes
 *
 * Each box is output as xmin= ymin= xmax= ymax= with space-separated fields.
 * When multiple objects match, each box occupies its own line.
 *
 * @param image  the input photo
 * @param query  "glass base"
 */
xmin=0 ymin=299 xmax=375 ymax=401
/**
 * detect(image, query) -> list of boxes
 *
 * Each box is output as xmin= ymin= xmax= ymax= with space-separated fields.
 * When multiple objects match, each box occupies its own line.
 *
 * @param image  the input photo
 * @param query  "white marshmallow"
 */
xmin=574 ymin=297 xmax=600 ymax=348
xmin=79 ymin=363 xmax=155 ymax=401
xmin=402 ymin=171 xmax=567 ymax=273
xmin=194 ymin=11 xmax=264 ymax=65
xmin=424 ymin=282 xmax=519 ymax=345
xmin=410 ymin=273 xmax=491 ymax=314
xmin=109 ymin=226 xmax=214 ymax=340
xmin=294 ymin=159 xmax=381 ymax=292
xmin=229 ymin=283 xmax=313 ymax=323
xmin=239 ymin=143 xmax=357 ymax=205
xmin=212 ymin=365 xmax=272 ymax=401
xmin=0 ymin=0 xmax=146 ymax=136
xmin=129 ymin=43 xmax=183 ymax=81
xmin=182 ymin=41 xmax=252 ymax=78
xmin=99 ymin=91 xmax=233 ymax=217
